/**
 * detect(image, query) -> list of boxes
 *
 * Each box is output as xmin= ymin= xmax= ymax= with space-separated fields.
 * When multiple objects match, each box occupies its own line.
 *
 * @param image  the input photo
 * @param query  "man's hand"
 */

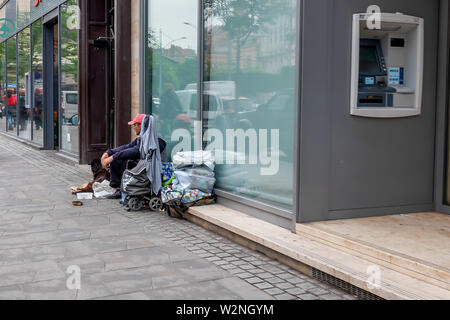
xmin=101 ymin=153 xmax=108 ymax=168
xmin=101 ymin=154 xmax=114 ymax=169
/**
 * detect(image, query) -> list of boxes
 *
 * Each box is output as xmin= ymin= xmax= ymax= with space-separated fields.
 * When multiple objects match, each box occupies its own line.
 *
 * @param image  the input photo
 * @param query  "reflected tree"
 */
xmin=204 ymin=0 xmax=288 ymax=74
xmin=61 ymin=0 xmax=79 ymax=86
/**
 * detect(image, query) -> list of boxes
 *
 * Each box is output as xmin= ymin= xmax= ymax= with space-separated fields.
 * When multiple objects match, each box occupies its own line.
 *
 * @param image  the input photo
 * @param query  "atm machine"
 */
xmin=350 ymin=13 xmax=424 ymax=118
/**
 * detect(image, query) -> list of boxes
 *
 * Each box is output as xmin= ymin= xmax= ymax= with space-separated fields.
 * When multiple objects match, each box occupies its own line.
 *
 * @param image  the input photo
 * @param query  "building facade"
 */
xmin=0 ymin=0 xmax=79 ymax=154
xmin=138 ymin=0 xmax=450 ymax=229
xmin=2 ymin=0 xmax=450 ymax=230
xmin=0 ymin=0 xmax=134 ymax=164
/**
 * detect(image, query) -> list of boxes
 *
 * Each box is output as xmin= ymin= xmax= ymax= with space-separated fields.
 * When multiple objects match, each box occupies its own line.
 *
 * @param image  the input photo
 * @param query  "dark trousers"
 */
xmin=110 ymin=159 xmax=138 ymax=189
xmin=109 ymin=159 xmax=128 ymax=189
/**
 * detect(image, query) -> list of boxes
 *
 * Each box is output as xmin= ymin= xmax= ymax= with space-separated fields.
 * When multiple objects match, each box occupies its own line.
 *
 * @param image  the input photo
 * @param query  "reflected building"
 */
xmin=163 ymin=44 xmax=196 ymax=64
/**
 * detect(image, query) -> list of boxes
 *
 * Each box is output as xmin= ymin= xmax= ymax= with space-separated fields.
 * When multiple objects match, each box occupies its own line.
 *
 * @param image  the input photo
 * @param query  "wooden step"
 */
xmin=187 ymin=205 xmax=450 ymax=300
xmin=296 ymin=223 xmax=450 ymax=290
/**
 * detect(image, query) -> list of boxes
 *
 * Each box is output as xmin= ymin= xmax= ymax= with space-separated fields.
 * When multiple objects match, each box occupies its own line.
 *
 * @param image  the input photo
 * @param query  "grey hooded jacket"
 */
xmin=139 ymin=115 xmax=162 ymax=195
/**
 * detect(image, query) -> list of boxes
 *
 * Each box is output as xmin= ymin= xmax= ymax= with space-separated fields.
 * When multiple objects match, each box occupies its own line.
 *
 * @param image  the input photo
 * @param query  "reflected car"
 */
xmin=185 ymin=81 xmax=236 ymax=100
xmin=61 ymin=91 xmax=78 ymax=125
xmin=176 ymin=89 xmax=225 ymax=122
xmin=236 ymin=88 xmax=295 ymax=157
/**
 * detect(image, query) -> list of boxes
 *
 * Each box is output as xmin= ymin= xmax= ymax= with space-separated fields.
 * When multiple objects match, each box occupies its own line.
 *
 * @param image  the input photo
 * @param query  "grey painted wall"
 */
xmin=299 ymin=0 xmax=440 ymax=223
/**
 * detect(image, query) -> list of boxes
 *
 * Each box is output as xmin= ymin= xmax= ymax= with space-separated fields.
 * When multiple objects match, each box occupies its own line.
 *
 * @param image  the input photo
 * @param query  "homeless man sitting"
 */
xmin=100 ymin=114 xmax=166 ymax=199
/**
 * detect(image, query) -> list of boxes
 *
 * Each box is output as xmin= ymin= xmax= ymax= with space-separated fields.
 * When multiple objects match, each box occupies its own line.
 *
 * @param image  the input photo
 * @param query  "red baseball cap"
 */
xmin=128 ymin=114 xmax=146 ymax=126
xmin=176 ymin=114 xmax=192 ymax=123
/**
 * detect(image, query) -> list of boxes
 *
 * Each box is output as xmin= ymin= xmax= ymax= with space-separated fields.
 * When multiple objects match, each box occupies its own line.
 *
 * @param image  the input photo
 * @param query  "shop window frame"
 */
xmin=435 ymin=0 xmax=450 ymax=215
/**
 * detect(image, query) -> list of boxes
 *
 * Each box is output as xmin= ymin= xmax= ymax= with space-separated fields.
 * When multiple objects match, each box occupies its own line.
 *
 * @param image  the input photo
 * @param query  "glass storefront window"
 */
xmin=6 ymin=36 xmax=17 ymax=134
xmin=32 ymin=19 xmax=43 ymax=145
xmin=0 ymin=42 xmax=5 ymax=132
xmin=17 ymin=27 xmax=31 ymax=140
xmin=60 ymin=0 xmax=79 ymax=155
xmin=145 ymin=0 xmax=199 ymax=159
xmin=0 ymin=1 xmax=78 ymax=152
xmin=203 ymin=0 xmax=297 ymax=210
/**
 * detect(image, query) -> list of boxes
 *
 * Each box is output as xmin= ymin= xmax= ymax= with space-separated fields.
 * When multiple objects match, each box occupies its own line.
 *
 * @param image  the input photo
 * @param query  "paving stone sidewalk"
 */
xmin=0 ymin=134 xmax=357 ymax=300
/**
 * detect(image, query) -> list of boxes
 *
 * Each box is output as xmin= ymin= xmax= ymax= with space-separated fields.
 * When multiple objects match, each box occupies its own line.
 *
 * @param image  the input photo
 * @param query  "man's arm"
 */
xmin=111 ymin=145 xmax=140 ymax=161
xmin=102 ymin=145 xmax=140 ymax=169
xmin=102 ymin=139 xmax=138 ymax=168
xmin=106 ymin=139 xmax=138 ymax=158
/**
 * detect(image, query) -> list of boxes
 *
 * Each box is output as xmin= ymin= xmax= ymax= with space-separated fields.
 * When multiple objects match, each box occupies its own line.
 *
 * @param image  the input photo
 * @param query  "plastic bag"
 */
xmin=162 ymin=184 xmax=213 ymax=205
xmin=180 ymin=166 xmax=215 ymax=177
xmin=172 ymin=150 xmax=215 ymax=171
xmin=161 ymin=162 xmax=175 ymax=187
xmin=161 ymin=185 xmax=183 ymax=204
xmin=93 ymin=180 xmax=116 ymax=199
xmin=174 ymin=170 xmax=216 ymax=194
xmin=181 ymin=189 xmax=211 ymax=204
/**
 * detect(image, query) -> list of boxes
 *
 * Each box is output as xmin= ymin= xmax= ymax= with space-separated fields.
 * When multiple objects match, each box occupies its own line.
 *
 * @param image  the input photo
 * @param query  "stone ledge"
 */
xmin=187 ymin=204 xmax=450 ymax=300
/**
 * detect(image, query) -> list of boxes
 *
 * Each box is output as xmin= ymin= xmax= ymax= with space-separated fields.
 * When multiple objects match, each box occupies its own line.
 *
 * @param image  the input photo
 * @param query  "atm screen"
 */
xmin=360 ymin=45 xmax=382 ymax=74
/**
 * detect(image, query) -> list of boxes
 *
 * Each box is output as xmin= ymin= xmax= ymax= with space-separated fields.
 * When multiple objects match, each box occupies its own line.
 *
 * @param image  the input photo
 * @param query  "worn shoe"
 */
xmin=107 ymin=190 xmax=122 ymax=200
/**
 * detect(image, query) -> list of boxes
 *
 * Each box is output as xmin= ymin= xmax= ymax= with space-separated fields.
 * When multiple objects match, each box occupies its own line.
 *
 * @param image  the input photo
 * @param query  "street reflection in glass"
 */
xmin=18 ymin=27 xmax=31 ymax=140
xmin=0 ymin=42 xmax=6 ymax=132
xmin=203 ymin=0 xmax=297 ymax=209
xmin=60 ymin=0 xmax=79 ymax=155
xmin=146 ymin=0 xmax=198 ymax=160
xmin=6 ymin=36 xmax=16 ymax=134
xmin=32 ymin=19 xmax=43 ymax=145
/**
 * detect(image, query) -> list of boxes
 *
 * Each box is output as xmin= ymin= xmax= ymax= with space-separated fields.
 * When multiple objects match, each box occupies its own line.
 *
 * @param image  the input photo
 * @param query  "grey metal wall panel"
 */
xmin=299 ymin=0 xmax=334 ymax=223
xmin=434 ymin=0 xmax=450 ymax=214
xmin=299 ymin=0 xmax=439 ymax=222
xmin=30 ymin=0 xmax=67 ymax=23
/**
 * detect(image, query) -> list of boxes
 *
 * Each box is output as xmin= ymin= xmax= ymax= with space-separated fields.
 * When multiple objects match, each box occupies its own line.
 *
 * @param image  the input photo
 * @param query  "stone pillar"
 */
xmin=130 ymin=0 xmax=141 ymax=140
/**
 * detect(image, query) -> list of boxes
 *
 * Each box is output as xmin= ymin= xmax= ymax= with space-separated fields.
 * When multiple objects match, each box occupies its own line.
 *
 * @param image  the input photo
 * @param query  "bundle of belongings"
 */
xmin=161 ymin=150 xmax=217 ymax=218
xmin=71 ymin=159 xmax=112 ymax=196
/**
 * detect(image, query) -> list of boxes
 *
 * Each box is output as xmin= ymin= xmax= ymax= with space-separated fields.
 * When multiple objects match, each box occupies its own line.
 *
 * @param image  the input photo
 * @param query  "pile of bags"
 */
xmin=162 ymin=150 xmax=217 ymax=217
xmin=71 ymin=159 xmax=116 ymax=200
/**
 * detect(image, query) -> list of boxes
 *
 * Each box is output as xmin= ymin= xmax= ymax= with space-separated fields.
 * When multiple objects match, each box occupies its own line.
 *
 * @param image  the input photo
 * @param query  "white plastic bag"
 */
xmin=93 ymin=180 xmax=116 ymax=199
xmin=172 ymin=150 xmax=215 ymax=171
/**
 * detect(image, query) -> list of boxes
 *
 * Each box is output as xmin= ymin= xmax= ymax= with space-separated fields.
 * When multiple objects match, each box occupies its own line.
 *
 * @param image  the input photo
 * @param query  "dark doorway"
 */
xmin=79 ymin=0 xmax=114 ymax=164
xmin=43 ymin=14 xmax=59 ymax=150
xmin=78 ymin=0 xmax=131 ymax=164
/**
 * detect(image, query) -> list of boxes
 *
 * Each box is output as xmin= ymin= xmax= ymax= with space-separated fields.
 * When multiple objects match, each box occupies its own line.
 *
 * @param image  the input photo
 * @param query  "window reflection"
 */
xmin=146 ymin=0 xmax=198 ymax=159
xmin=18 ymin=27 xmax=31 ymax=140
xmin=32 ymin=19 xmax=43 ymax=145
xmin=0 ymin=42 xmax=6 ymax=132
xmin=60 ymin=0 xmax=79 ymax=155
xmin=203 ymin=0 xmax=297 ymax=209
xmin=6 ymin=36 xmax=16 ymax=133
